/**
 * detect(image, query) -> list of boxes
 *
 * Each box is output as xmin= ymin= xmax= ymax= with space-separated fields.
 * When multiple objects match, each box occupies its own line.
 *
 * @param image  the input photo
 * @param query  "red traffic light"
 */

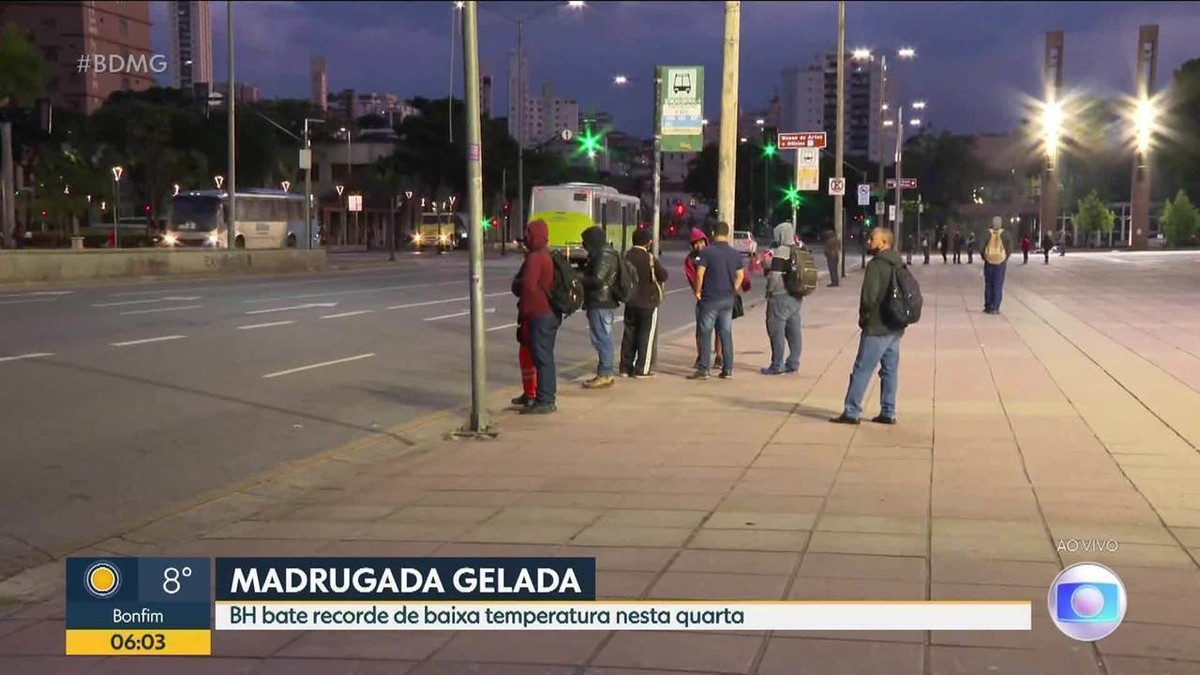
xmin=144 ymin=204 xmax=151 ymax=213
xmin=502 ymin=202 xmax=509 ymax=213
xmin=674 ymin=204 xmax=685 ymax=217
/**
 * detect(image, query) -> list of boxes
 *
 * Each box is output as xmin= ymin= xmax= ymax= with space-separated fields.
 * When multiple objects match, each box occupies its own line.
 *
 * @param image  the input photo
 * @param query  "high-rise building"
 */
xmin=480 ymin=63 xmax=493 ymax=118
xmin=311 ymin=56 xmax=328 ymax=113
xmin=168 ymin=1 xmax=211 ymax=92
xmin=0 ymin=1 xmax=154 ymax=114
xmin=507 ymin=51 xmax=530 ymax=143
xmin=780 ymin=53 xmax=883 ymax=162
xmin=215 ymin=82 xmax=259 ymax=103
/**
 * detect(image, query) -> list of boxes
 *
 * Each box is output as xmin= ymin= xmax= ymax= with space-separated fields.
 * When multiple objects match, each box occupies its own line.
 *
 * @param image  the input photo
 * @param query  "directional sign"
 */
xmin=828 ymin=177 xmax=846 ymax=196
xmin=779 ymin=132 xmax=827 ymax=150
xmin=875 ymin=201 xmax=885 ymax=215
xmin=348 ymin=195 xmax=363 ymax=212
xmin=856 ymin=184 xmax=871 ymax=206
xmin=889 ymin=205 xmax=897 ymax=221
xmin=885 ymin=178 xmax=918 ymax=189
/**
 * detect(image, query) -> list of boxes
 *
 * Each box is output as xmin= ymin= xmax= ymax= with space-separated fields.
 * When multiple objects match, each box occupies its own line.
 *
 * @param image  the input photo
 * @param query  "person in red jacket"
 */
xmin=511 ymin=219 xmax=559 ymax=414
xmin=1020 ymin=234 xmax=1031 ymax=264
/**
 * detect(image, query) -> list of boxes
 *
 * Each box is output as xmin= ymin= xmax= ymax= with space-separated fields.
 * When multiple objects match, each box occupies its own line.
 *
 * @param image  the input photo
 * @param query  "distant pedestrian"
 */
xmin=905 ymin=234 xmax=914 ymax=265
xmin=966 ymin=231 xmax=977 ymax=264
xmin=620 ymin=229 xmax=667 ymax=378
xmin=939 ymin=232 xmax=949 ymax=263
xmin=689 ymin=221 xmax=745 ymax=380
xmin=921 ymin=234 xmax=931 ymax=265
xmin=512 ymin=219 xmax=560 ymax=414
xmin=823 ymin=229 xmax=841 ymax=287
xmin=952 ymin=231 xmax=963 ymax=264
xmin=580 ymin=226 xmax=619 ymax=389
xmin=1058 ymin=229 xmax=1067 ymax=256
xmin=1042 ymin=233 xmax=1052 ymax=264
xmin=685 ymin=228 xmax=721 ymax=370
xmin=981 ymin=216 xmax=1013 ymax=315
xmin=761 ymin=221 xmax=803 ymax=375
xmin=831 ymin=227 xmax=910 ymax=425
xmin=1021 ymin=234 xmax=1031 ymax=264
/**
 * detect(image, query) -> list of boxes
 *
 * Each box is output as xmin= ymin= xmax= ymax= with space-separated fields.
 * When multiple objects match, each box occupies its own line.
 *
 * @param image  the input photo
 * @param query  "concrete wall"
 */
xmin=0 ymin=249 xmax=328 ymax=285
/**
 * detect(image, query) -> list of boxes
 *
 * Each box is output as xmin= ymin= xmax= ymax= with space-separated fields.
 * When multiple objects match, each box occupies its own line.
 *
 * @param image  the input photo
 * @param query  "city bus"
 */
xmin=162 ymin=189 xmax=316 ymax=249
xmin=411 ymin=210 xmax=469 ymax=251
xmin=527 ymin=182 xmax=642 ymax=262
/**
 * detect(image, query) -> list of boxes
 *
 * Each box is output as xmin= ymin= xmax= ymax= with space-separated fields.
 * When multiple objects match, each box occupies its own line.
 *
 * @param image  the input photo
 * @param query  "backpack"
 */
xmin=783 ymin=248 xmax=820 ymax=298
xmin=546 ymin=249 xmax=584 ymax=316
xmin=983 ymin=228 xmax=1006 ymax=265
xmin=882 ymin=264 xmax=923 ymax=329
xmin=612 ymin=251 xmax=638 ymax=304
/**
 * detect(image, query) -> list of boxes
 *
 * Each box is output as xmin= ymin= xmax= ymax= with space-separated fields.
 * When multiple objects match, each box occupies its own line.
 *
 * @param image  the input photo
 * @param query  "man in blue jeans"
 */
xmin=831 ymin=227 xmax=906 ymax=425
xmin=580 ymin=226 xmax=619 ymax=388
xmin=689 ymin=221 xmax=745 ymax=380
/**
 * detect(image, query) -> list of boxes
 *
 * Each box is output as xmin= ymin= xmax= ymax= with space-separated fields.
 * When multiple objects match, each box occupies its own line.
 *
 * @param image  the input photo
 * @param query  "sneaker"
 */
xmin=632 ymin=372 xmax=657 ymax=379
xmin=829 ymin=414 xmax=860 ymax=425
xmin=510 ymin=394 xmax=535 ymax=407
xmin=687 ymin=370 xmax=710 ymax=381
xmin=719 ymin=371 xmax=733 ymax=379
xmin=784 ymin=364 xmax=799 ymax=373
xmin=582 ymin=376 xmax=615 ymax=389
xmin=871 ymin=415 xmax=897 ymax=425
xmin=714 ymin=356 xmax=724 ymax=369
xmin=760 ymin=367 xmax=785 ymax=376
xmin=521 ymin=403 xmax=557 ymax=415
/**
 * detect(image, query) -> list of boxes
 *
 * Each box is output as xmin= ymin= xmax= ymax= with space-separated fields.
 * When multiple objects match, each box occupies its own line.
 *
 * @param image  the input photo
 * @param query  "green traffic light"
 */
xmin=578 ymin=129 xmax=604 ymax=156
xmin=763 ymin=144 xmax=777 ymax=158
xmin=781 ymin=185 xmax=802 ymax=207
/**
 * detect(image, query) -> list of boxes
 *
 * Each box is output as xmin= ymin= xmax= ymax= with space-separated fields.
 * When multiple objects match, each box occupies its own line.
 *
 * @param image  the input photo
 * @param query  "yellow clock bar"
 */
xmin=66 ymin=629 xmax=211 ymax=656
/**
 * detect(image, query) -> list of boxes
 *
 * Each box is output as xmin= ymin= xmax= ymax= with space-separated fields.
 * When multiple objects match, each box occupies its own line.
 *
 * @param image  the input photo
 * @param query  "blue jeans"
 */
xmin=587 ymin=308 xmax=615 ymax=376
xmin=984 ymin=262 xmax=1007 ymax=312
xmin=697 ymin=295 xmax=735 ymax=374
xmin=765 ymin=294 xmax=801 ymax=371
xmin=842 ymin=332 xmax=902 ymax=419
xmin=528 ymin=312 xmax=561 ymax=405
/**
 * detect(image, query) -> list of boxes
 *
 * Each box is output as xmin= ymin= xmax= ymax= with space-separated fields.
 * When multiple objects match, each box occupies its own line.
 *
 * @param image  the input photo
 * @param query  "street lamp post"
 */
xmin=854 ymin=47 xmax=916 ymax=232
xmin=340 ymin=127 xmax=352 ymax=245
xmin=303 ymin=117 xmax=324 ymax=250
xmin=227 ymin=0 xmax=236 ymax=249
xmin=111 ymin=166 xmax=123 ymax=248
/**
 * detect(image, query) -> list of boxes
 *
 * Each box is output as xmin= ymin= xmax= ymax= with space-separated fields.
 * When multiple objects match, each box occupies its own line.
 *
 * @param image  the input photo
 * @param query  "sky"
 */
xmin=149 ymin=1 xmax=1200 ymax=138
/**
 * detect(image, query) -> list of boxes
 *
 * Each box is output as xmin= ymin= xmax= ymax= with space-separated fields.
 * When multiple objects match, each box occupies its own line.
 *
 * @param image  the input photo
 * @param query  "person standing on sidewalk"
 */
xmin=966 ymin=231 xmax=977 ymax=264
xmin=921 ymin=234 xmax=931 ymax=265
xmin=512 ymin=219 xmax=560 ymax=414
xmin=982 ymin=216 xmax=1013 ymax=315
xmin=823 ymin=230 xmax=841 ymax=287
xmin=685 ymin=228 xmax=721 ymax=370
xmin=620 ymin=228 xmax=667 ymax=378
xmin=580 ymin=225 xmax=619 ymax=389
xmin=952 ymin=230 xmax=963 ymax=264
xmin=761 ymin=221 xmax=802 ymax=375
xmin=1021 ymin=233 xmax=1031 ymax=264
xmin=690 ymin=221 xmax=745 ymax=380
xmin=939 ymin=231 xmax=949 ymax=264
xmin=831 ymin=227 xmax=907 ymax=425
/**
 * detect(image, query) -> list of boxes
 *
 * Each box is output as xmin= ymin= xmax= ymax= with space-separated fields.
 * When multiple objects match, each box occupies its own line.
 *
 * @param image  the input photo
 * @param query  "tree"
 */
xmin=0 ymin=25 xmax=47 ymax=107
xmin=1072 ymin=190 xmax=1115 ymax=247
xmin=899 ymin=131 xmax=988 ymax=224
xmin=1159 ymin=190 xmax=1198 ymax=247
xmin=1161 ymin=59 xmax=1200 ymax=198
xmin=683 ymin=141 xmax=796 ymax=235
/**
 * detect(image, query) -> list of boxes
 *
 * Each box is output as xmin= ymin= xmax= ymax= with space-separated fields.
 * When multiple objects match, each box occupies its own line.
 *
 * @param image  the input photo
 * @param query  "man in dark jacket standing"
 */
xmin=952 ymin=230 xmax=964 ymax=264
xmin=823 ymin=230 xmax=841 ymax=287
xmin=581 ymin=226 xmax=619 ymax=389
xmin=621 ymin=228 xmax=668 ymax=378
xmin=831 ymin=227 xmax=906 ymax=425
xmin=512 ymin=220 xmax=559 ymax=414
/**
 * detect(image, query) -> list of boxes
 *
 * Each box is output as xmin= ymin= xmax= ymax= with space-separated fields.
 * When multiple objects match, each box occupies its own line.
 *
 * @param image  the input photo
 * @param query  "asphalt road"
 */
xmin=0 ymin=247 xmax=838 ymax=578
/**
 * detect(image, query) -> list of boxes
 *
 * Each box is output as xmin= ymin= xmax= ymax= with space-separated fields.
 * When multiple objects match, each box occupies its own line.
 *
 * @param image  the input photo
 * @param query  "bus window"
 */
xmin=604 ymin=200 xmax=621 ymax=228
xmin=591 ymin=196 xmax=601 ymax=225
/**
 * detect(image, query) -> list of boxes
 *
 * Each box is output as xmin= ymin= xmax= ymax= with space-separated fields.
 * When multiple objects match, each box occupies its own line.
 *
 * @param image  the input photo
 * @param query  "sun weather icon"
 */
xmin=84 ymin=561 xmax=121 ymax=599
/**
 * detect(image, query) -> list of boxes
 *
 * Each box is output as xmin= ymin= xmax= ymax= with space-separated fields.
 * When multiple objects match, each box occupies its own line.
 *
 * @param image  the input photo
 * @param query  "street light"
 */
xmin=898 ymin=47 xmax=916 ymax=58
xmin=281 ymin=180 xmax=291 ymax=192
xmin=173 ymin=184 xmax=180 ymax=196
xmin=110 ymin=166 xmax=123 ymax=248
xmin=912 ymin=100 xmax=926 ymax=110
xmin=214 ymin=174 xmax=224 ymax=189
xmin=853 ymin=46 xmax=918 ymax=230
xmin=613 ymin=74 xmax=628 ymax=86
xmin=1133 ymin=97 xmax=1156 ymax=155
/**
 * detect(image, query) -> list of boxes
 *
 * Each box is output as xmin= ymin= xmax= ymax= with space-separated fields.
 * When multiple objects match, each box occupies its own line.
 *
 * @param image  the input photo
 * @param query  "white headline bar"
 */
xmin=215 ymin=601 xmax=1031 ymax=631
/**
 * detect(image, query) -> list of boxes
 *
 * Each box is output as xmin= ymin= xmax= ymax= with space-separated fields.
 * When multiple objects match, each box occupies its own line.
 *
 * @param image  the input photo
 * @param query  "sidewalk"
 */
xmin=2 ymin=259 xmax=1199 ymax=674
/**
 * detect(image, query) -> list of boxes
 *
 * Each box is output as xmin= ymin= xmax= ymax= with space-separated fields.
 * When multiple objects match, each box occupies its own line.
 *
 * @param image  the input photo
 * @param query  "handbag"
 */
xmin=733 ymin=294 xmax=745 ymax=319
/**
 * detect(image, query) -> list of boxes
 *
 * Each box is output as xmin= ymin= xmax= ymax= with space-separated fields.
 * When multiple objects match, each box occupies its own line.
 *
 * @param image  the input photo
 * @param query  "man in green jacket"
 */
xmin=831 ymin=227 xmax=907 ymax=425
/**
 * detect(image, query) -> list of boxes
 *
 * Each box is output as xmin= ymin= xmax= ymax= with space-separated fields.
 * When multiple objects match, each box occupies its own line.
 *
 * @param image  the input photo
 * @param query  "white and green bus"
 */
xmin=527 ymin=182 xmax=642 ymax=262
xmin=163 ymin=189 xmax=317 ymax=249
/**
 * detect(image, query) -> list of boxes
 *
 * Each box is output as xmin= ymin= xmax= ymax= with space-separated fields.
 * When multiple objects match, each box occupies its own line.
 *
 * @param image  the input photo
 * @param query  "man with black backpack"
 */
xmin=760 ymin=221 xmax=812 ymax=375
xmin=512 ymin=219 xmax=562 ymax=414
xmin=580 ymin=226 xmax=623 ymax=389
xmin=831 ymin=227 xmax=915 ymax=426
xmin=620 ymin=229 xmax=667 ymax=378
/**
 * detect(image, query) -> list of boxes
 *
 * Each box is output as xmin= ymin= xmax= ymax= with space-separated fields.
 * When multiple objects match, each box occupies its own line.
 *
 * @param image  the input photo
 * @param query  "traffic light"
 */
xmin=144 ymin=204 xmax=151 ymax=214
xmin=578 ymin=126 xmax=603 ymax=158
xmin=782 ymin=185 xmax=803 ymax=208
xmin=864 ymin=217 xmax=872 ymax=227
xmin=502 ymin=202 xmax=509 ymax=214
xmin=762 ymin=143 xmax=776 ymax=158
xmin=483 ymin=217 xmax=495 ymax=230
xmin=674 ymin=203 xmax=685 ymax=218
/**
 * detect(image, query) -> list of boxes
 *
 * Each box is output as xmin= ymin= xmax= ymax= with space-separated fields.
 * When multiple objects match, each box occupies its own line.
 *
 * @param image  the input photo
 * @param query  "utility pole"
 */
xmin=457 ymin=1 xmax=494 ymax=437
xmin=515 ymin=21 xmax=526 ymax=230
xmin=717 ymin=1 xmax=740 ymax=229
xmin=227 ymin=0 xmax=237 ymax=249
xmin=652 ymin=69 xmax=662 ymax=257
xmin=894 ymin=105 xmax=904 ymax=247
xmin=1039 ymin=31 xmax=1063 ymax=249
xmin=303 ymin=117 xmax=323 ymax=250
xmin=1 ymin=121 xmax=14 ymax=249
xmin=834 ymin=0 xmax=846 ymax=278
xmin=1130 ymin=25 xmax=1158 ymax=250
xmin=877 ymin=55 xmax=887 ymax=229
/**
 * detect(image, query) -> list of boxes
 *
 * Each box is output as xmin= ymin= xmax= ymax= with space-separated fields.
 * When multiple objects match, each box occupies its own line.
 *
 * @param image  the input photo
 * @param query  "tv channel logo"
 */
xmin=1048 ymin=562 xmax=1127 ymax=641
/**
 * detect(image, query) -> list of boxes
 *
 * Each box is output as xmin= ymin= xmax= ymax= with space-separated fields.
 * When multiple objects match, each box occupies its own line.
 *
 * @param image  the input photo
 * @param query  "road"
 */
xmin=0 ymin=248 xmax=832 ymax=578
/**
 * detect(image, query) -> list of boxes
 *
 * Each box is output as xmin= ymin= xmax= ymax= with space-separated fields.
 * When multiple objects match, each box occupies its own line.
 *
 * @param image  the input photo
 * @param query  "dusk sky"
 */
xmin=150 ymin=1 xmax=1200 ymax=138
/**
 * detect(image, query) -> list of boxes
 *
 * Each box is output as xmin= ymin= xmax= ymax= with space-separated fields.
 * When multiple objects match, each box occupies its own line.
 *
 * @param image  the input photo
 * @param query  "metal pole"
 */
xmin=449 ymin=4 xmax=456 ymax=145
xmin=834 ymin=0 xmax=845 ymax=277
xmin=389 ymin=194 xmax=396 ymax=261
xmin=1 ymin=122 xmax=14 ymax=249
xmin=345 ymin=133 xmax=351 ymax=245
xmin=303 ymin=118 xmax=311 ymax=249
xmin=717 ymin=1 xmax=740 ymax=228
xmin=501 ymin=167 xmax=507 ymax=254
xmin=112 ymin=178 xmax=120 ymax=248
xmin=461 ymin=2 xmax=491 ymax=434
xmin=791 ymin=149 xmax=798 ymax=227
xmin=894 ymin=105 xmax=903 ymax=245
xmin=652 ymin=69 xmax=662 ymax=258
xmin=516 ymin=21 xmax=525 ymax=228
xmin=227 ymin=0 xmax=237 ymax=249
xmin=877 ymin=55 xmax=887 ymax=228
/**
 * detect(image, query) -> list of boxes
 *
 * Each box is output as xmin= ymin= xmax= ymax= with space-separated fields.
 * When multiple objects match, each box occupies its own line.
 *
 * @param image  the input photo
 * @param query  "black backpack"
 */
xmin=783 ymin=248 xmax=820 ymax=298
xmin=546 ymin=250 xmax=584 ymax=316
xmin=882 ymin=264 xmax=923 ymax=329
xmin=612 ymin=251 xmax=638 ymax=304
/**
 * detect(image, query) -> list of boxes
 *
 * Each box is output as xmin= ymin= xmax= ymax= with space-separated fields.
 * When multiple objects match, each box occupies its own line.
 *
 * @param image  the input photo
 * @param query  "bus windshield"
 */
xmin=531 ymin=188 xmax=590 ymax=215
xmin=170 ymin=196 xmax=221 ymax=231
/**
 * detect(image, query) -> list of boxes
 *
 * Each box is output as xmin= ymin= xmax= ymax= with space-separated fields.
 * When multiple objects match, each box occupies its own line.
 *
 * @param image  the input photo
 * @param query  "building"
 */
xmin=168 ymin=1 xmax=211 ymax=92
xmin=352 ymin=92 xmax=417 ymax=126
xmin=215 ymin=82 xmax=259 ymax=103
xmin=507 ymin=52 xmax=579 ymax=146
xmin=0 ymin=1 xmax=155 ymax=114
xmin=328 ymin=89 xmax=357 ymax=120
xmin=507 ymin=51 xmax=530 ymax=143
xmin=310 ymin=56 xmax=327 ymax=113
xmin=480 ymin=63 xmax=492 ymax=118
xmin=780 ymin=53 xmax=883 ymax=162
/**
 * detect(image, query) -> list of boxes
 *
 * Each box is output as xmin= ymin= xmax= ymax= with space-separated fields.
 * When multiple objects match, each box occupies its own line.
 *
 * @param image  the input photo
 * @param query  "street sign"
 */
xmin=298 ymin=148 xmax=311 ymax=170
xmin=348 ymin=195 xmax=362 ymax=212
xmin=561 ymin=128 xmax=573 ymax=141
xmin=885 ymin=178 xmax=918 ymax=189
xmin=779 ymin=132 xmax=827 ymax=150
xmin=797 ymin=148 xmax=819 ymax=191
xmin=888 ymin=205 xmax=896 ymax=221
xmin=828 ymin=177 xmax=846 ymax=196
xmin=875 ymin=201 xmax=885 ymax=215
xmin=856 ymin=184 xmax=871 ymax=206
xmin=658 ymin=65 xmax=705 ymax=152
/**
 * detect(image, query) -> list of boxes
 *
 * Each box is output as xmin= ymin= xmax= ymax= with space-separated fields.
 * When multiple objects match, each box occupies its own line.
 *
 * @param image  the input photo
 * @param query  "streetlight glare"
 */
xmin=912 ymin=101 xmax=926 ymax=110
xmin=1041 ymin=100 xmax=1063 ymax=156
xmin=111 ymin=166 xmax=123 ymax=181
xmin=909 ymin=119 xmax=922 ymax=127
xmin=852 ymin=48 xmax=872 ymax=60
xmin=454 ymin=1 xmax=464 ymax=8
xmin=883 ymin=120 xmax=895 ymax=127
xmin=755 ymin=118 xmax=765 ymax=126
xmin=613 ymin=75 xmax=628 ymax=85
xmin=567 ymin=0 xmax=585 ymax=7
xmin=1134 ymin=97 xmax=1156 ymax=154
xmin=898 ymin=47 xmax=916 ymax=58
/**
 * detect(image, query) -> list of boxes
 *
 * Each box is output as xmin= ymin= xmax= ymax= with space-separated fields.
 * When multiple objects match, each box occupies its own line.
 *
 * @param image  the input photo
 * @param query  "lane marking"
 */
xmin=238 ymin=320 xmax=296 ymax=330
xmin=0 ymin=352 xmax=54 ymax=363
xmin=486 ymin=322 xmax=518 ymax=333
xmin=111 ymin=335 xmax=188 ymax=347
xmin=321 ymin=310 xmax=375 ymax=319
xmin=120 ymin=304 xmax=203 ymax=316
xmin=262 ymin=353 xmax=376 ymax=379
xmin=92 ymin=296 xmax=202 ymax=307
xmin=425 ymin=308 xmax=494 ymax=322
xmin=0 ymin=298 xmax=58 ymax=306
xmin=385 ymin=291 xmax=508 ymax=311
xmin=0 ymin=291 xmax=72 ymax=299
xmin=245 ymin=302 xmax=338 ymax=315
xmin=242 ymin=280 xmax=460 ymax=304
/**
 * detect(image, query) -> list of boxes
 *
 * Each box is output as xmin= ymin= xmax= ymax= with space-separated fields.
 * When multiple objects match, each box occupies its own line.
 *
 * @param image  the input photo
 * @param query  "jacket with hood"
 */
xmin=765 ymin=222 xmax=797 ymax=297
xmin=625 ymin=244 xmax=668 ymax=309
xmin=581 ymin=226 xmax=619 ymax=310
xmin=684 ymin=228 xmax=708 ymax=290
xmin=512 ymin=220 xmax=554 ymax=320
xmin=824 ymin=233 xmax=841 ymax=259
xmin=859 ymin=248 xmax=907 ymax=336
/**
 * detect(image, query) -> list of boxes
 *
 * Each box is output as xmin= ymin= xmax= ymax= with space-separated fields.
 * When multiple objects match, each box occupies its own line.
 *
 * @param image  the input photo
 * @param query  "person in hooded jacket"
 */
xmin=581 ymin=225 xmax=620 ymax=389
xmin=761 ymin=221 xmax=802 ymax=375
xmin=831 ymin=227 xmax=907 ymax=425
xmin=620 ymin=228 xmax=668 ymax=378
xmin=685 ymin=228 xmax=721 ymax=370
xmin=511 ymin=220 xmax=559 ymax=414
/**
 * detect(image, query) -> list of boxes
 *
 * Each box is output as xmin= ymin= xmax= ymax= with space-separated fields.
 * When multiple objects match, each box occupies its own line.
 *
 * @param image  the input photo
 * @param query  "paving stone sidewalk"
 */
xmin=2 ymin=257 xmax=1199 ymax=674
